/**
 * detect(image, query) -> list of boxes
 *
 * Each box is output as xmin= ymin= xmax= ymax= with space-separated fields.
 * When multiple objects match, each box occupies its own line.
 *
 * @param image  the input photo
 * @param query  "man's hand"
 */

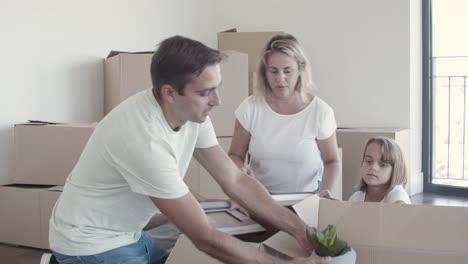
xmin=292 ymin=226 xmax=317 ymax=256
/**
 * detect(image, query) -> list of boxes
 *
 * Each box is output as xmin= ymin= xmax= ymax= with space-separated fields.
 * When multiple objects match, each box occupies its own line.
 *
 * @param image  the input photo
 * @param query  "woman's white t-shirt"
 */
xmin=235 ymin=95 xmax=337 ymax=193
xmin=348 ymin=185 xmax=411 ymax=204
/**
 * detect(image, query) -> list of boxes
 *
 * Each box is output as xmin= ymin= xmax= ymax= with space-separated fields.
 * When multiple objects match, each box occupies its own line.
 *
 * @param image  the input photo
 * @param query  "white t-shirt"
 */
xmin=49 ymin=89 xmax=218 ymax=256
xmin=235 ymin=95 xmax=337 ymax=193
xmin=348 ymin=185 xmax=411 ymax=204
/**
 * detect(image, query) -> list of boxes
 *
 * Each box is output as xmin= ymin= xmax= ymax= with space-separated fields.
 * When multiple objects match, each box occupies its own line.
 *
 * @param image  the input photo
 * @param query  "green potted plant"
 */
xmin=306 ymin=225 xmax=356 ymax=264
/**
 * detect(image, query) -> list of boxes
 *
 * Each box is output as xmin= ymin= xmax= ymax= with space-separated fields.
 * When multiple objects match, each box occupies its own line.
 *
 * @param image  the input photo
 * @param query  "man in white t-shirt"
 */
xmin=47 ymin=36 xmax=330 ymax=264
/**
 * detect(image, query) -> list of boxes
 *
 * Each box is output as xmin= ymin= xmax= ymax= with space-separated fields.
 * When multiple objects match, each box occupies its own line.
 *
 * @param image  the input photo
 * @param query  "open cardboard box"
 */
xmin=263 ymin=195 xmax=468 ymax=263
xmin=165 ymin=234 xmax=291 ymax=264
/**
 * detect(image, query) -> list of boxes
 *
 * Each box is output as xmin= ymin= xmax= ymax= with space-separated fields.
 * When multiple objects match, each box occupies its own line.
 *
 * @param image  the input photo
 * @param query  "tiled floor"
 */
xmin=2 ymin=192 xmax=467 ymax=263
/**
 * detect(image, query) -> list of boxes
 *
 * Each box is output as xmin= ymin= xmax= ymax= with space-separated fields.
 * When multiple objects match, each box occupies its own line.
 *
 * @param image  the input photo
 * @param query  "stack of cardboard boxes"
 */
xmin=0 ymin=122 xmax=96 ymax=249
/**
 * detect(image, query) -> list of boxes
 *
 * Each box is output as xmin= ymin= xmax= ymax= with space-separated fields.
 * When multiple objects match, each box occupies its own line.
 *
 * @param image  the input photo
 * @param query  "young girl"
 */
xmin=348 ymin=136 xmax=411 ymax=204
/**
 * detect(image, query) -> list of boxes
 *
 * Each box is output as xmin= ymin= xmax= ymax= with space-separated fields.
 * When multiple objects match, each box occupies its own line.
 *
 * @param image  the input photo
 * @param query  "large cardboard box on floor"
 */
xmin=263 ymin=195 xmax=468 ymax=263
xmin=104 ymin=51 xmax=153 ymax=114
xmin=0 ymin=185 xmax=62 ymax=249
xmin=336 ymin=127 xmax=410 ymax=200
xmin=13 ymin=122 xmax=96 ymax=186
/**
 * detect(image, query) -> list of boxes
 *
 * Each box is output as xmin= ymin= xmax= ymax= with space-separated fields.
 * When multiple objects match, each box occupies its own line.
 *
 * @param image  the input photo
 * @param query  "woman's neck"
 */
xmin=266 ymin=93 xmax=313 ymax=115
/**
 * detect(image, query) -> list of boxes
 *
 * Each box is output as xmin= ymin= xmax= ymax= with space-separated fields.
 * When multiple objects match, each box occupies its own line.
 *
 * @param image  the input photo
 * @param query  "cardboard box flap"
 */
xmin=263 ymin=231 xmax=309 ymax=258
xmin=166 ymin=235 xmax=221 ymax=264
xmin=15 ymin=121 xmax=97 ymax=128
xmin=16 ymin=120 xmax=61 ymax=126
xmin=107 ymin=50 xmax=154 ymax=58
xmin=166 ymin=235 xmax=262 ymax=264
xmin=291 ymin=194 xmax=320 ymax=227
xmin=221 ymin=28 xmax=237 ymax=33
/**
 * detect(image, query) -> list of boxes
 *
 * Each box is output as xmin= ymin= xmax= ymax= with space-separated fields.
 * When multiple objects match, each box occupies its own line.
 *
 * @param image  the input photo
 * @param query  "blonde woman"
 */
xmin=229 ymin=34 xmax=341 ymax=197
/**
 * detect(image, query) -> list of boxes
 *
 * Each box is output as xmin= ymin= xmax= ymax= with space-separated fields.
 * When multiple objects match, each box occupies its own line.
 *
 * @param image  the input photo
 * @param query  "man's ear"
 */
xmin=160 ymin=84 xmax=176 ymax=103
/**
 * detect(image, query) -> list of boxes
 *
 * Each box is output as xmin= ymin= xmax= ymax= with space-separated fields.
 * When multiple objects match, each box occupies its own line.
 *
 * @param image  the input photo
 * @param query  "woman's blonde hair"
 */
xmin=357 ymin=136 xmax=408 ymax=194
xmin=254 ymin=34 xmax=315 ymax=102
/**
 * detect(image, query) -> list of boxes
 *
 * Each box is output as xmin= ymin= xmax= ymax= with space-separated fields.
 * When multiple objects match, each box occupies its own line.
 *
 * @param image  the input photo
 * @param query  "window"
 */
xmin=423 ymin=0 xmax=468 ymax=196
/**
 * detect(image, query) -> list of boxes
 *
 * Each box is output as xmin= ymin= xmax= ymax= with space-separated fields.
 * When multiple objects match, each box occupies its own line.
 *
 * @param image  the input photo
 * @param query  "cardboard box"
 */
xmin=0 ymin=185 xmax=62 ymax=249
xmin=211 ymin=51 xmax=248 ymax=136
xmin=336 ymin=128 xmax=410 ymax=200
xmin=13 ymin=122 xmax=96 ymax=186
xmin=218 ymin=29 xmax=282 ymax=94
xmin=104 ymin=50 xmax=248 ymax=136
xmin=218 ymin=29 xmax=282 ymax=73
xmin=104 ymin=51 xmax=153 ymax=114
xmin=166 ymin=235 xmax=270 ymax=264
xmin=263 ymin=195 xmax=468 ymax=263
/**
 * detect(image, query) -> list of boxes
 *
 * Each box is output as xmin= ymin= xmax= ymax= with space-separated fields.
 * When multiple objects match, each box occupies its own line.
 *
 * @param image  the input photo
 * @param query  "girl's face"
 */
xmin=361 ymin=142 xmax=393 ymax=187
xmin=265 ymin=52 xmax=300 ymax=99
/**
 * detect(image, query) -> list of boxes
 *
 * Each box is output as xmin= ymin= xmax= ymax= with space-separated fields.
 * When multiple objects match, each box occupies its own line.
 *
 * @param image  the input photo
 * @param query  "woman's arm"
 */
xmin=228 ymin=120 xmax=251 ymax=170
xmin=317 ymin=132 xmax=342 ymax=199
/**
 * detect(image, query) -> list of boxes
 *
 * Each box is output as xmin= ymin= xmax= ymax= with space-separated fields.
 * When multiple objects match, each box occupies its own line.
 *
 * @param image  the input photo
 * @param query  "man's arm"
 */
xmin=193 ymin=145 xmax=314 ymax=254
xmin=151 ymin=193 xmax=327 ymax=264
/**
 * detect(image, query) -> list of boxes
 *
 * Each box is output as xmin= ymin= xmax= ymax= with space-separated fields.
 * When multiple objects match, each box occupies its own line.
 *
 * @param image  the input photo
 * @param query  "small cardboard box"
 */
xmin=13 ymin=122 xmax=96 ymax=186
xmin=263 ymin=195 xmax=468 ymax=263
xmin=211 ymin=50 xmax=248 ymax=136
xmin=0 ymin=185 xmax=62 ymax=249
xmin=218 ymin=29 xmax=282 ymax=73
xmin=336 ymin=127 xmax=410 ymax=199
xmin=104 ymin=51 xmax=153 ymax=114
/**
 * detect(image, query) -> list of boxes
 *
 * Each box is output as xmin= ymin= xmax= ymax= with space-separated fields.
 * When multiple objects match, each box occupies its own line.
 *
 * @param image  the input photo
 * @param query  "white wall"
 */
xmin=1 ymin=0 xmax=423 ymax=194
xmin=213 ymin=0 xmax=422 ymax=194
xmin=0 ymin=0 xmax=216 ymax=183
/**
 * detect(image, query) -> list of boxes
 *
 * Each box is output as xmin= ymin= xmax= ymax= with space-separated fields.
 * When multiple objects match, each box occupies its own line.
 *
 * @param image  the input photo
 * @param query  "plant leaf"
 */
xmin=323 ymin=225 xmax=337 ymax=247
xmin=306 ymin=228 xmax=319 ymax=248
xmin=316 ymin=229 xmax=324 ymax=244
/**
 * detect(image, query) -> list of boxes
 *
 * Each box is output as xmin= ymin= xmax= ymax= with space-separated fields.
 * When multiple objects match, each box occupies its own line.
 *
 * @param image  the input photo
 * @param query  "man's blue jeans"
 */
xmin=52 ymin=232 xmax=168 ymax=264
